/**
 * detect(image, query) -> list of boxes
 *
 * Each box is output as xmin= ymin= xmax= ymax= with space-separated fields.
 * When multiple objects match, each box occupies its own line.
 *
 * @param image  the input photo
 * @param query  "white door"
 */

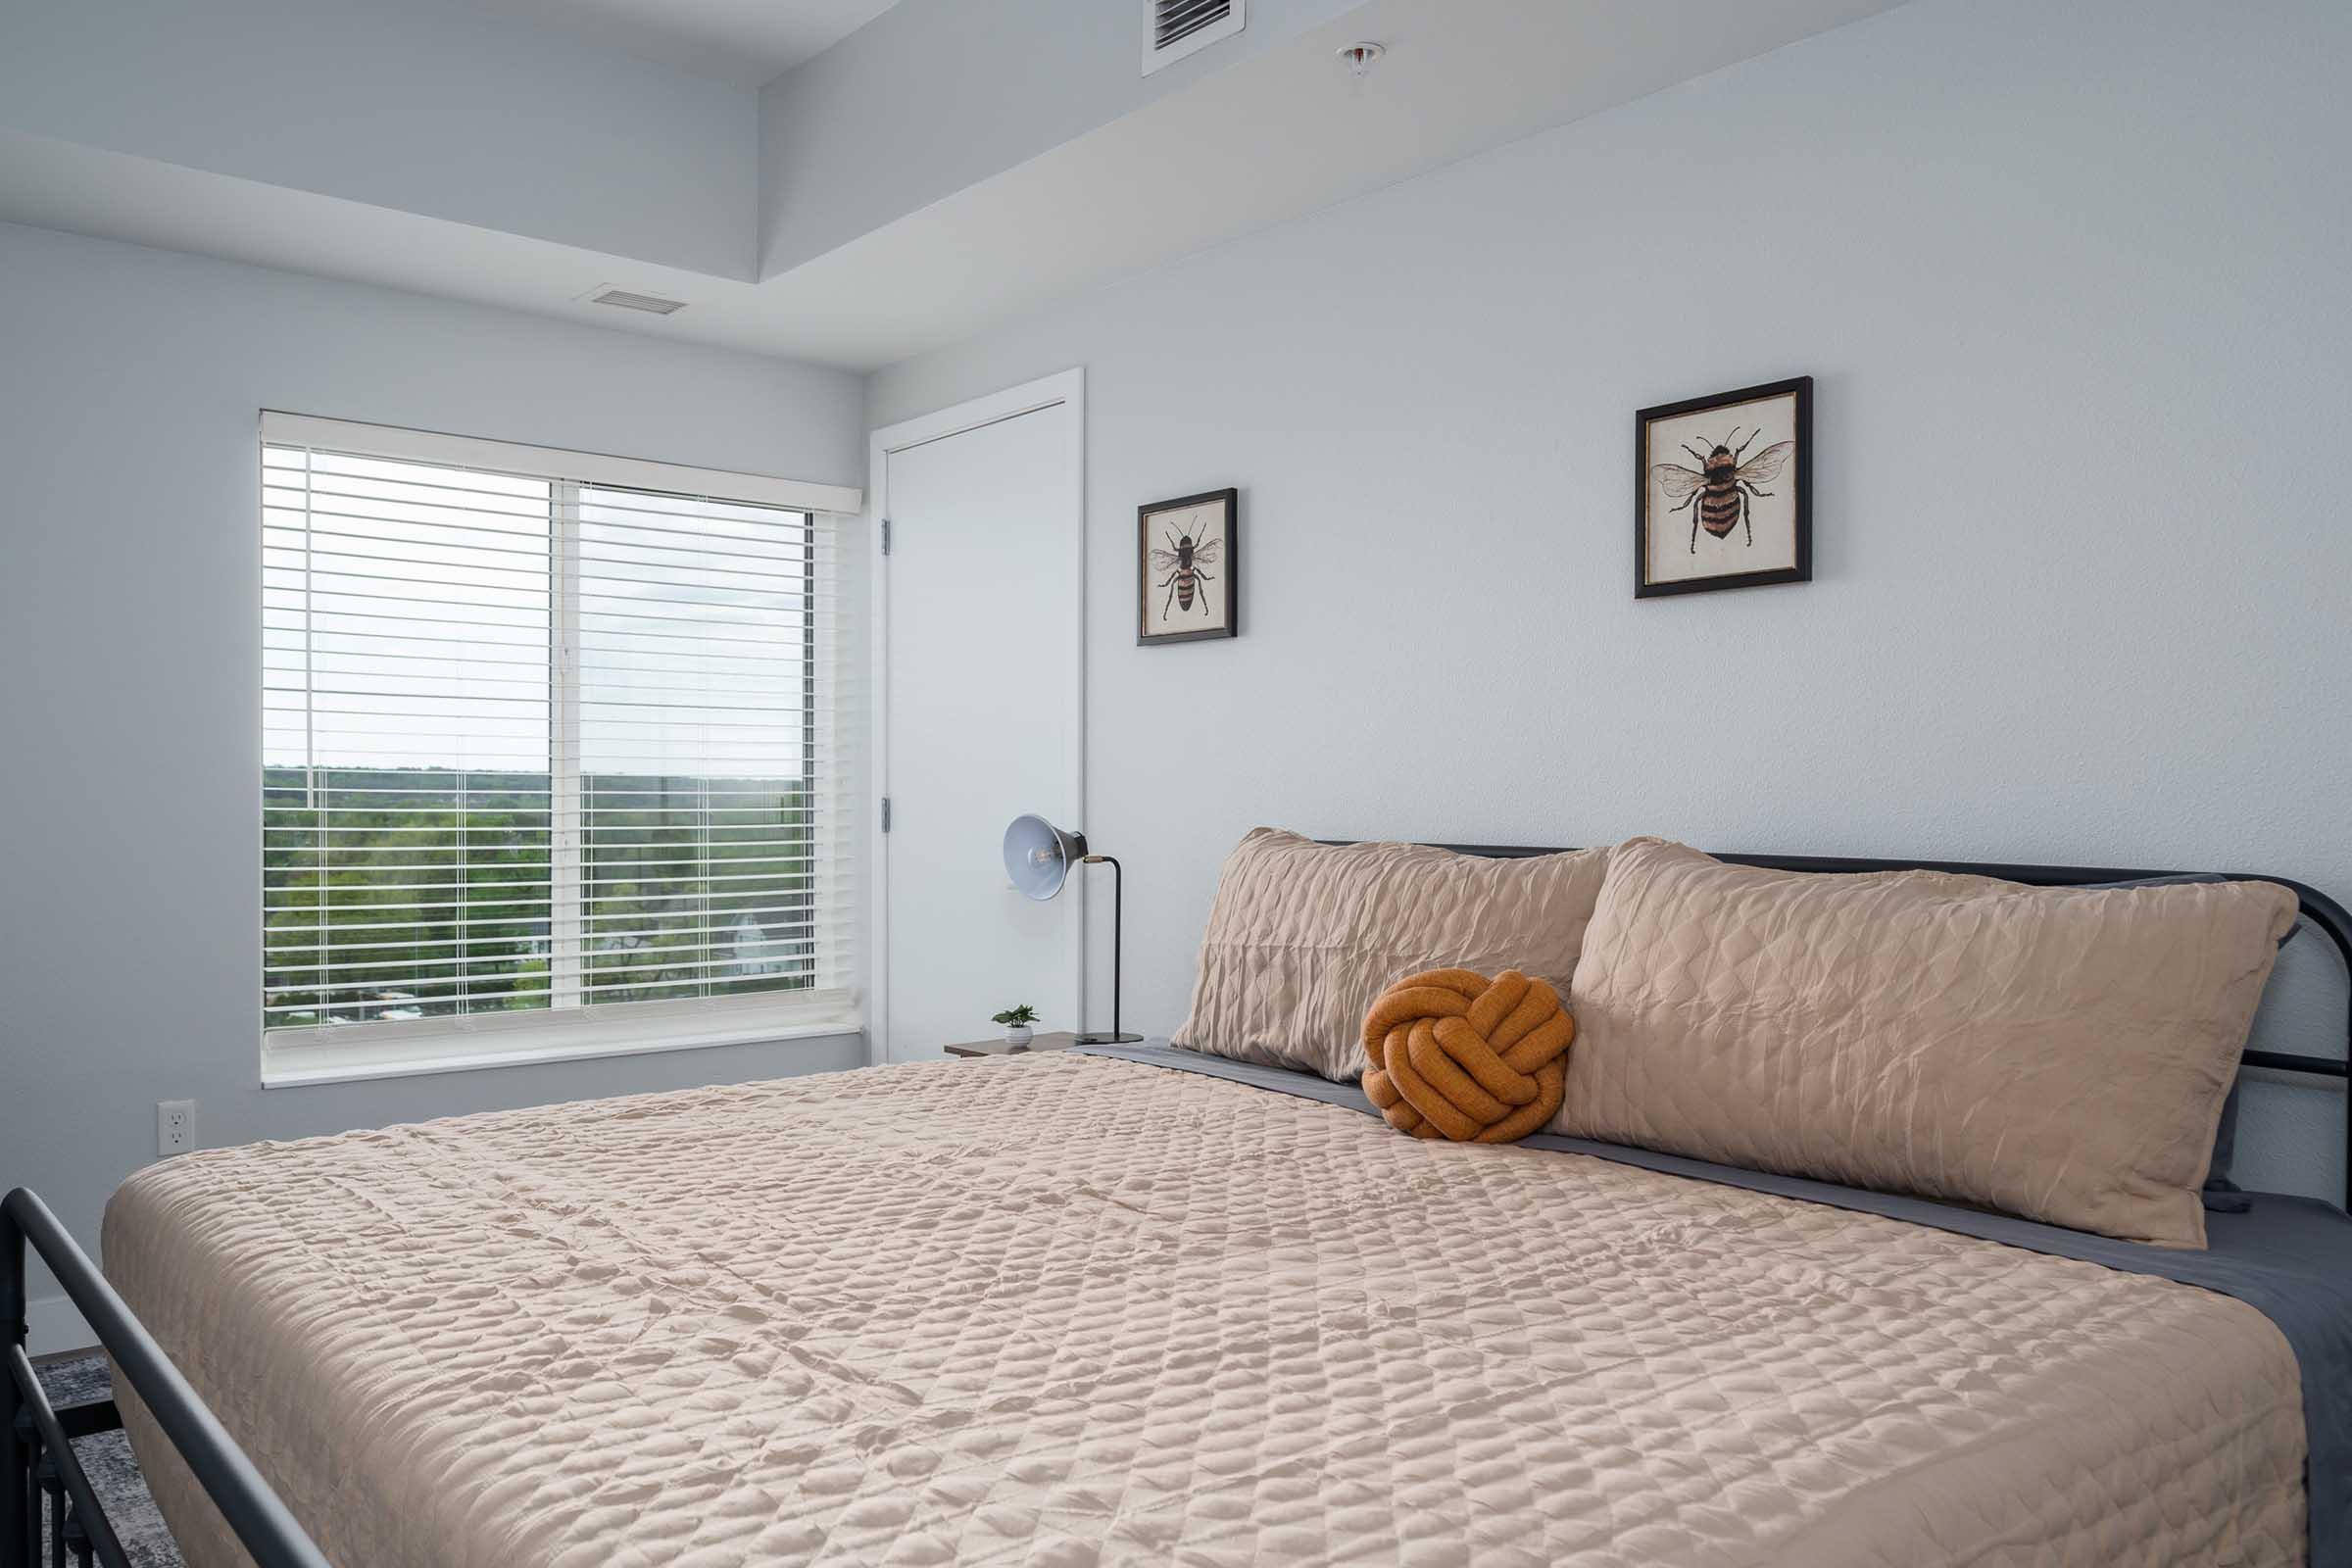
xmin=877 ymin=381 xmax=1082 ymax=1063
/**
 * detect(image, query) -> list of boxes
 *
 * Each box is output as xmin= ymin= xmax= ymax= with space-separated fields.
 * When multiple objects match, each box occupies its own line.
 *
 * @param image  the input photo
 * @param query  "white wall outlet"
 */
xmin=157 ymin=1100 xmax=195 ymax=1156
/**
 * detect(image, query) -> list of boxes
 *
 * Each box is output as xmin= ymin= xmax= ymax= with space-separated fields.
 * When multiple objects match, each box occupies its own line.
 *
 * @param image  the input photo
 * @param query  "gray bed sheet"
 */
xmin=1080 ymin=1043 xmax=2352 ymax=1567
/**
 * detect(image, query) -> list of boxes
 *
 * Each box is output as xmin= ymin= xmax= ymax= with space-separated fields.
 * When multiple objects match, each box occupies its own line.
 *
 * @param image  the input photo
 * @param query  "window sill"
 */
xmin=261 ymin=1005 xmax=862 ymax=1089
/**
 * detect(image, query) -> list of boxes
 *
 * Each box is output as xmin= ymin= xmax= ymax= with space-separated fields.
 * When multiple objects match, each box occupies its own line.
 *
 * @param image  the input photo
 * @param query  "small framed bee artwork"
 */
xmin=1138 ymin=487 xmax=1238 ymax=646
xmin=1635 ymin=375 xmax=1812 ymax=598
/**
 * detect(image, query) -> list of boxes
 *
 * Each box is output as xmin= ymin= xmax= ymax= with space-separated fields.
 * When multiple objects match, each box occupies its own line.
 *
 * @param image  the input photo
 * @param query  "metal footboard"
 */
xmin=2 ymin=1188 xmax=328 ymax=1568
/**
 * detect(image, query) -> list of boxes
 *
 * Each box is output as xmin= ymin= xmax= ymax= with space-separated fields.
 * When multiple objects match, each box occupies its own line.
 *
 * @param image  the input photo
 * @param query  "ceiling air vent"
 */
xmin=583 ymin=286 xmax=688 ymax=317
xmin=1144 ymin=0 xmax=1244 ymax=76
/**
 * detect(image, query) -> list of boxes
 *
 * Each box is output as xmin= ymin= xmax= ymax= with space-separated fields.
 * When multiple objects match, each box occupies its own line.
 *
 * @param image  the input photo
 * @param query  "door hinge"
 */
xmin=881 ymin=797 xmax=893 ymax=833
xmin=881 ymin=517 xmax=893 ymax=556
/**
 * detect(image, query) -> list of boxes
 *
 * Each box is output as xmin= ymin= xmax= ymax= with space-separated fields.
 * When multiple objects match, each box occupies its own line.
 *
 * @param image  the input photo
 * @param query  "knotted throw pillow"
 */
xmin=1360 ymin=968 xmax=1575 ymax=1143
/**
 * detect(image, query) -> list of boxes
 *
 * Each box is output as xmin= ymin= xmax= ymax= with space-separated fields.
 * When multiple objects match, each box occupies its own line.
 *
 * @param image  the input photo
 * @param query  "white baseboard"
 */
xmin=27 ymin=1294 xmax=96 ymax=1359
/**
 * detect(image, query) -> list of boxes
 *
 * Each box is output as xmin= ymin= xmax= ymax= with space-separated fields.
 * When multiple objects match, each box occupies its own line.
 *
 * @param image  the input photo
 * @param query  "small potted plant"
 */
xmin=992 ymin=1004 xmax=1039 ymax=1050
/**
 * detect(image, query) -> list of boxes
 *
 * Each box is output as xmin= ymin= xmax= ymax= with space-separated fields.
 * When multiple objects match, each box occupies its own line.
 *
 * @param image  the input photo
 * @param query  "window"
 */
xmin=260 ymin=415 xmax=859 ymax=1084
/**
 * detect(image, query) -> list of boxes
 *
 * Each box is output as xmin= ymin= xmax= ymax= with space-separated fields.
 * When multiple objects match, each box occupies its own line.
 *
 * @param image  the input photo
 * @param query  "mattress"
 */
xmin=104 ymin=1052 xmax=2306 ymax=1566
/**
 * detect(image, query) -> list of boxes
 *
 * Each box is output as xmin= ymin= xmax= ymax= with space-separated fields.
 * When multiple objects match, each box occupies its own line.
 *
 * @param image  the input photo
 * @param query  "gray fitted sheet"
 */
xmin=1083 ymin=1043 xmax=2352 ymax=1567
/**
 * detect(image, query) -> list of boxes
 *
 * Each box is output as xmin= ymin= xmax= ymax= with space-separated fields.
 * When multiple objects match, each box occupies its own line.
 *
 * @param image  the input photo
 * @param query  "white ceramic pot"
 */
xmin=1004 ymin=1024 xmax=1034 ymax=1049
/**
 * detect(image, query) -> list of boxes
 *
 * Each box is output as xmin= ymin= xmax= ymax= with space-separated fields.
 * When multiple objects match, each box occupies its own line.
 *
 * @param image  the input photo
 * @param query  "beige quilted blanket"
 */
xmin=104 ymin=1054 xmax=2306 ymax=1567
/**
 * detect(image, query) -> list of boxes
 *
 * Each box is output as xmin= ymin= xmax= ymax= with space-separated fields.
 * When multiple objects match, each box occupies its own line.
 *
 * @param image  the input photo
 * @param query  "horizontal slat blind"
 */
xmin=263 ymin=430 xmax=856 ymax=1054
xmin=572 ymin=483 xmax=841 ymax=1007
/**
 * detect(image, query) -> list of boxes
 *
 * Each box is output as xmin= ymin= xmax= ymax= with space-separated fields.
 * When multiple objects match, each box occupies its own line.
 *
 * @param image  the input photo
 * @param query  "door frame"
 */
xmin=866 ymin=368 xmax=1087 ymax=1065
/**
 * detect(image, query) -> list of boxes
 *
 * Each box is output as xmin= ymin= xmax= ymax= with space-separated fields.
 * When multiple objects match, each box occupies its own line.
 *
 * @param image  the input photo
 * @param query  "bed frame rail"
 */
xmin=1 ymin=1188 xmax=328 ymax=1568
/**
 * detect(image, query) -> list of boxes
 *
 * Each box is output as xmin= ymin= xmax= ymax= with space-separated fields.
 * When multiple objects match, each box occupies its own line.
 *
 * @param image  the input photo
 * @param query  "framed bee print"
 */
xmin=1635 ymin=375 xmax=1812 ymax=598
xmin=1138 ymin=487 xmax=1238 ymax=645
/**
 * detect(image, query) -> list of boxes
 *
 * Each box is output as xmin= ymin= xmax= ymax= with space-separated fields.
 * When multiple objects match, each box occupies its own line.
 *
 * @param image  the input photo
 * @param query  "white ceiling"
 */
xmin=0 ymin=0 xmax=1903 ymax=370
xmin=458 ymin=0 xmax=904 ymax=87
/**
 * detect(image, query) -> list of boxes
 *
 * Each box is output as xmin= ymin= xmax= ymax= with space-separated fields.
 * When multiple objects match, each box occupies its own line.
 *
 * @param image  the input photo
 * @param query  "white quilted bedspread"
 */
xmin=104 ymin=1054 xmax=2305 ymax=1567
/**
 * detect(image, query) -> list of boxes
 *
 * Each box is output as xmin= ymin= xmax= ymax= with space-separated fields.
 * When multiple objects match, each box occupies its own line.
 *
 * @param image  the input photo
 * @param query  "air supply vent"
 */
xmin=1144 ymin=0 xmax=1243 ymax=75
xmin=583 ymin=286 xmax=688 ymax=316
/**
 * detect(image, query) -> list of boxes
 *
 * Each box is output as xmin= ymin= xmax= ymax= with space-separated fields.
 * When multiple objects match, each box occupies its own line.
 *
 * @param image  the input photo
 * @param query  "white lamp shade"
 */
xmin=1004 ymin=814 xmax=1088 ymax=901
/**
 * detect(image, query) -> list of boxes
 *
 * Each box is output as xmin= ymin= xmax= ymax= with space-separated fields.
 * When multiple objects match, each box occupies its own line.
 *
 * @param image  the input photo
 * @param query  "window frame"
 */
xmin=257 ymin=413 xmax=864 ymax=1089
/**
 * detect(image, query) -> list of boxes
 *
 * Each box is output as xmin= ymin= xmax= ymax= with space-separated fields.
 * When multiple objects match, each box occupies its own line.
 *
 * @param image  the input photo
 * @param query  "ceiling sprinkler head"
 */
xmin=1337 ymin=41 xmax=1386 ymax=78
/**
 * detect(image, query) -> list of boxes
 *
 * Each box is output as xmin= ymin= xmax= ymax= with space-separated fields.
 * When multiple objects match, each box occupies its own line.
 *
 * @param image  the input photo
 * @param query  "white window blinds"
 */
xmin=261 ymin=416 xmax=858 ymax=1079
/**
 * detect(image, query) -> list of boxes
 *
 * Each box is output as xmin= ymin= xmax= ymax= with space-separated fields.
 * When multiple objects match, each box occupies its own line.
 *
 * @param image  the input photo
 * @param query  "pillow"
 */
xmin=1170 ymin=829 xmax=1610 ymax=1082
xmin=2071 ymin=873 xmax=2299 ymax=1210
xmin=1359 ymin=968 xmax=1575 ymax=1143
xmin=2079 ymin=879 xmax=2295 ymax=1212
xmin=1554 ymin=838 xmax=2298 ymax=1248
xmin=2079 ymin=872 xmax=2303 ymax=952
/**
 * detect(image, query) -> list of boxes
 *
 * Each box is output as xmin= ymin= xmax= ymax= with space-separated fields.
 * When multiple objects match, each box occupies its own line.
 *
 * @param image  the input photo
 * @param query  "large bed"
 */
xmin=100 ymin=1047 xmax=2329 ymax=1565
xmin=9 ymin=843 xmax=2352 ymax=1567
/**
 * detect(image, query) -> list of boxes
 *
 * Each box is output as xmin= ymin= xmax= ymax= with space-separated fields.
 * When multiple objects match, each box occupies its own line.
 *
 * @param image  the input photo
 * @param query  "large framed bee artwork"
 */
xmin=1635 ymin=375 xmax=1812 ymax=598
xmin=1138 ymin=487 xmax=1238 ymax=646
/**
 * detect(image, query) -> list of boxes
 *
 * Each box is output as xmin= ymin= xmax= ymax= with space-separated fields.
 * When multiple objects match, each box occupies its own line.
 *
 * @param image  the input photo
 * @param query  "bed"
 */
xmin=9 ymin=845 xmax=2352 ymax=1568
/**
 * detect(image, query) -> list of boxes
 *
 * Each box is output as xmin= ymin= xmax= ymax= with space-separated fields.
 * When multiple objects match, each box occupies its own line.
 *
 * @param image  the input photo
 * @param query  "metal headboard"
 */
xmin=1386 ymin=843 xmax=2352 ymax=1203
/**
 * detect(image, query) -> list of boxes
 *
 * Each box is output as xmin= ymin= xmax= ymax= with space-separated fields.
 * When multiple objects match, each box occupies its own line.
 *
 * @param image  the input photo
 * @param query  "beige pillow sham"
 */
xmin=1553 ymin=838 xmax=2299 ymax=1248
xmin=1171 ymin=829 xmax=1610 ymax=1082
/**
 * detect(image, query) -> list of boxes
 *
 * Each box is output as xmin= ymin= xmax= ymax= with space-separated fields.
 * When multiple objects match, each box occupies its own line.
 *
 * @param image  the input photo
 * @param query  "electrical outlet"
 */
xmin=157 ymin=1100 xmax=195 ymax=1157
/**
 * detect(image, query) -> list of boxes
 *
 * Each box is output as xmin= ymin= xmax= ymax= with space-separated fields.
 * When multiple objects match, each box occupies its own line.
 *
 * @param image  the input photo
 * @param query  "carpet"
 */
xmin=31 ymin=1355 xmax=183 ymax=1567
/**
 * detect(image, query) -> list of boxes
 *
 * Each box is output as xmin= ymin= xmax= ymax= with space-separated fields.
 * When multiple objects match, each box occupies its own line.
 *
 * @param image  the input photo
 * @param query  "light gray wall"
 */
xmin=869 ymin=0 xmax=2352 ymax=1198
xmin=0 ymin=0 xmax=759 ymax=278
xmin=757 ymin=0 xmax=1370 ymax=276
xmin=0 ymin=220 xmax=867 ymax=1347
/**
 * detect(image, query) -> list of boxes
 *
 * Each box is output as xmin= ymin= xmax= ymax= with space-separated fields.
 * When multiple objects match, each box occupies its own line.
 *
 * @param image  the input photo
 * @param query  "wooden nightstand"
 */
xmin=943 ymin=1030 xmax=1086 ymax=1058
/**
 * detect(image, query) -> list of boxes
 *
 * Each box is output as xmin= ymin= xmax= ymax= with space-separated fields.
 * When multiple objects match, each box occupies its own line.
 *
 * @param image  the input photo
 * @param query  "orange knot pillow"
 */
xmin=1360 ymin=968 xmax=1575 ymax=1143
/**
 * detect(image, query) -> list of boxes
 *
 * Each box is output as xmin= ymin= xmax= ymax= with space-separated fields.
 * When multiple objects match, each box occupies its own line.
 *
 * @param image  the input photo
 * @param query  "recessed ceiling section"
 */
xmin=0 ymin=0 xmax=760 ymax=279
xmin=0 ymin=0 xmax=1906 ymax=369
xmin=454 ymin=0 xmax=907 ymax=89
xmin=754 ymin=0 xmax=1374 ymax=281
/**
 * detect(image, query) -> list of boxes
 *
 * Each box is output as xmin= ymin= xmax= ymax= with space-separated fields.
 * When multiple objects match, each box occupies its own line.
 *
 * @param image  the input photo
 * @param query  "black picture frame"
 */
xmin=1137 ymin=487 xmax=1238 ymax=645
xmin=1634 ymin=375 xmax=1812 ymax=599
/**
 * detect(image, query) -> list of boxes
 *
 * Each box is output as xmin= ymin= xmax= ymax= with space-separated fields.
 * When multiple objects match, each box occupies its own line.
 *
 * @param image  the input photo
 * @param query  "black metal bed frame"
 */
xmin=3 ymin=1189 xmax=329 ymax=1567
xmin=3 ymin=846 xmax=2346 ymax=1568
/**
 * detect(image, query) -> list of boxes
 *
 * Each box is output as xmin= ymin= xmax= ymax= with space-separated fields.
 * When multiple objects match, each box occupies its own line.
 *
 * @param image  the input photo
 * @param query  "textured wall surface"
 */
xmin=0 ymin=221 xmax=867 ymax=1345
xmin=868 ymin=0 xmax=2352 ymax=1200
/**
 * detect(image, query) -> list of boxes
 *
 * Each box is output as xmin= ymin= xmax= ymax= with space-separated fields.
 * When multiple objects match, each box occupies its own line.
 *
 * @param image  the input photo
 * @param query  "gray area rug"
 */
xmin=33 ymin=1354 xmax=183 ymax=1567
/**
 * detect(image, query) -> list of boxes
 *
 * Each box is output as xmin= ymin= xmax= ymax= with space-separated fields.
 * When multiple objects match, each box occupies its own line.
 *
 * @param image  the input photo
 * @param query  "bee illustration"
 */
xmin=1650 ymin=427 xmax=1794 ymax=553
xmin=1149 ymin=527 xmax=1223 ymax=619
